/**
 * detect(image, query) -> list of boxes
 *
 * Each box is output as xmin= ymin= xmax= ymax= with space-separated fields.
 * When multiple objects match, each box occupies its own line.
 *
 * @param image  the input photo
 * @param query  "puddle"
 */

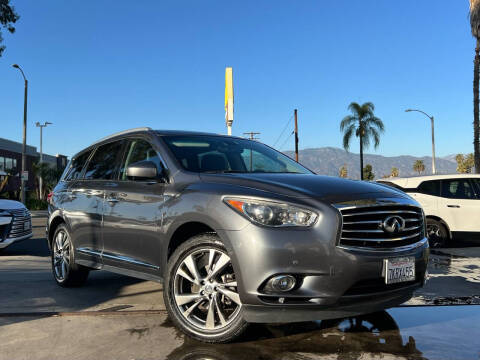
xmin=162 ymin=312 xmax=428 ymax=360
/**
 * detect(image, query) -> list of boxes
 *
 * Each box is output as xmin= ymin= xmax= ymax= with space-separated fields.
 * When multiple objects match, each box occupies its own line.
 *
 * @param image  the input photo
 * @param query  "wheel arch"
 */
xmin=426 ymin=215 xmax=452 ymax=239
xmin=47 ymin=213 xmax=71 ymax=249
xmin=166 ymin=221 xmax=217 ymax=261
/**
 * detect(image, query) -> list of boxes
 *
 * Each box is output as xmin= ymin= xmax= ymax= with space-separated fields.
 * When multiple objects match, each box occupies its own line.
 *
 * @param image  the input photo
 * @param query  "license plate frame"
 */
xmin=384 ymin=257 xmax=415 ymax=284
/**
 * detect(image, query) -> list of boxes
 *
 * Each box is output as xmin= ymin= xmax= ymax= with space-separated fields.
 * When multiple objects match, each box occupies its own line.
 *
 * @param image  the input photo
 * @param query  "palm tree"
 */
xmin=413 ymin=160 xmax=425 ymax=175
xmin=470 ymin=0 xmax=480 ymax=173
xmin=340 ymin=102 xmax=385 ymax=180
xmin=391 ymin=167 xmax=399 ymax=177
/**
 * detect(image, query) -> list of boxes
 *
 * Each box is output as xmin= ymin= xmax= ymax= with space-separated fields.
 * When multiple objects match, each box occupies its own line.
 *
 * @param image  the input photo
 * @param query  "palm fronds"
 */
xmin=470 ymin=0 xmax=480 ymax=38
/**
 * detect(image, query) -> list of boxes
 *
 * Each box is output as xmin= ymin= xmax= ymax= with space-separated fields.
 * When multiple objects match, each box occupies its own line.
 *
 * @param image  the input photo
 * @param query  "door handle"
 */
xmin=447 ymin=205 xmax=460 ymax=208
xmin=106 ymin=197 xmax=119 ymax=203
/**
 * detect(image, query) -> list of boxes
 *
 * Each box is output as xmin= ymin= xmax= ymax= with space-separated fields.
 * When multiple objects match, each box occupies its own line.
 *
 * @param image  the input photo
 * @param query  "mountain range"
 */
xmin=284 ymin=147 xmax=458 ymax=179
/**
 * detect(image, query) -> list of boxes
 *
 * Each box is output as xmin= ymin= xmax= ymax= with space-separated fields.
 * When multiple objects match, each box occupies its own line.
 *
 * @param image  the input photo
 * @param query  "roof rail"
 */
xmin=91 ymin=127 xmax=152 ymax=146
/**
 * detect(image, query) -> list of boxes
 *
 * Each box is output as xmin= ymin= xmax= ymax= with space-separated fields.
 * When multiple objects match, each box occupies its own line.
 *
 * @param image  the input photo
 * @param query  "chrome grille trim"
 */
xmin=336 ymin=203 xmax=425 ymax=250
xmin=340 ymin=231 xmax=423 ymax=242
xmin=6 ymin=208 xmax=32 ymax=239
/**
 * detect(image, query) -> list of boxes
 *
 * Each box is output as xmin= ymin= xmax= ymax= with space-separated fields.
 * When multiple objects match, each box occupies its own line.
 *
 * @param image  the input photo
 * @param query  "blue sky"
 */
xmin=0 ymin=0 xmax=475 ymax=158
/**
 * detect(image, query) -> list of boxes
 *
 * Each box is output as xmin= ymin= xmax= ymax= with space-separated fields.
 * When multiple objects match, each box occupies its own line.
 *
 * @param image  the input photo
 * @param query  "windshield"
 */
xmin=162 ymin=135 xmax=312 ymax=174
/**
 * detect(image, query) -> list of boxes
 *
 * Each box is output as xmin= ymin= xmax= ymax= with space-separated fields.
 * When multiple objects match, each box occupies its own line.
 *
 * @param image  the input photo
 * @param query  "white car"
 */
xmin=378 ymin=174 xmax=480 ymax=247
xmin=0 ymin=200 xmax=33 ymax=250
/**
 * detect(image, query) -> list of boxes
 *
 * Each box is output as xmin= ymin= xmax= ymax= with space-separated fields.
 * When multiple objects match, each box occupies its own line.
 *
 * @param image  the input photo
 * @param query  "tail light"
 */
xmin=47 ymin=192 xmax=53 ymax=204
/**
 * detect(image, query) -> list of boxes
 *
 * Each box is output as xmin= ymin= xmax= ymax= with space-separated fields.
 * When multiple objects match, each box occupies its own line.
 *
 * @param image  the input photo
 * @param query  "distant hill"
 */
xmin=284 ymin=147 xmax=458 ymax=179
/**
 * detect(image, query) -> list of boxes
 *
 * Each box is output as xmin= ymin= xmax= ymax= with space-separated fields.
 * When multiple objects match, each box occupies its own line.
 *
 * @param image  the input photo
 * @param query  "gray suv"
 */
xmin=47 ymin=128 xmax=429 ymax=343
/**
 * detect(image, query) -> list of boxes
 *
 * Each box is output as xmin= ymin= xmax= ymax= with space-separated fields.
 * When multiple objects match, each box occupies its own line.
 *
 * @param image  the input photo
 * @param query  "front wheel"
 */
xmin=51 ymin=224 xmax=89 ymax=287
xmin=164 ymin=234 xmax=247 ymax=343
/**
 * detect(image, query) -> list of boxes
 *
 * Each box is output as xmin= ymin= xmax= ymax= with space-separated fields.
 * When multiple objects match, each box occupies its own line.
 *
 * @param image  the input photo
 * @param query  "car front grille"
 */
xmin=338 ymin=204 xmax=425 ymax=249
xmin=7 ymin=208 xmax=32 ymax=239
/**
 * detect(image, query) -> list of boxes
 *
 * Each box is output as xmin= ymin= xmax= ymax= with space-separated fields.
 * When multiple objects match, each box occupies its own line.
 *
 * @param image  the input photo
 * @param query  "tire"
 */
xmin=426 ymin=219 xmax=449 ymax=248
xmin=164 ymin=233 xmax=248 ymax=343
xmin=51 ymin=223 xmax=89 ymax=287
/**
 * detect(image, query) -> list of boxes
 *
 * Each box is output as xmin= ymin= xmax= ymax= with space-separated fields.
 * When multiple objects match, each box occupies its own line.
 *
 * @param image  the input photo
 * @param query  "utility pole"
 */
xmin=35 ymin=121 xmax=53 ymax=199
xmin=243 ymin=132 xmax=260 ymax=171
xmin=243 ymin=132 xmax=261 ymax=140
xmin=12 ymin=64 xmax=28 ymax=204
xmin=294 ymin=109 xmax=299 ymax=162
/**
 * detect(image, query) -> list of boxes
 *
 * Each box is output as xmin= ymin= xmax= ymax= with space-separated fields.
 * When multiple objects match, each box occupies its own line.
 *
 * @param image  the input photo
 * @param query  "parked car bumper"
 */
xmin=0 ymin=232 xmax=33 ymax=249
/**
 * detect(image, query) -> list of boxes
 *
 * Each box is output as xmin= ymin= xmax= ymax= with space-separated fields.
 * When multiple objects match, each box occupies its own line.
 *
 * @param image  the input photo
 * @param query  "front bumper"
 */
xmin=0 ymin=232 xmax=33 ymax=249
xmin=218 ymin=215 xmax=429 ymax=323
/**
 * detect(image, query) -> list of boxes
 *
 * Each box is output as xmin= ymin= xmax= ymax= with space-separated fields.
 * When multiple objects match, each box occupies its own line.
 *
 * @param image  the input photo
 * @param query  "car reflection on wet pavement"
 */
xmin=162 ymin=305 xmax=480 ymax=360
xmin=164 ymin=312 xmax=425 ymax=360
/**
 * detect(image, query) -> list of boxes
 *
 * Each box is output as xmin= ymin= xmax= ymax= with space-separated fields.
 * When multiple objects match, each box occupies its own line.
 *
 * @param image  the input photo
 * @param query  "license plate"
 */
xmin=23 ymin=221 xmax=31 ymax=231
xmin=384 ymin=257 xmax=415 ymax=284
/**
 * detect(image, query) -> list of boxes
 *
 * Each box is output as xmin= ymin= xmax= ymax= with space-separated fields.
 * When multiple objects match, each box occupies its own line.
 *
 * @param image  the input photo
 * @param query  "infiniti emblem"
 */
xmin=382 ymin=216 xmax=406 ymax=234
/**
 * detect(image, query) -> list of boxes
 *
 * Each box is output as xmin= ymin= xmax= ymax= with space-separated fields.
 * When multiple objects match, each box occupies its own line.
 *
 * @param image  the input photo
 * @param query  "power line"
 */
xmin=279 ymin=131 xmax=294 ymax=150
xmin=272 ymin=114 xmax=294 ymax=147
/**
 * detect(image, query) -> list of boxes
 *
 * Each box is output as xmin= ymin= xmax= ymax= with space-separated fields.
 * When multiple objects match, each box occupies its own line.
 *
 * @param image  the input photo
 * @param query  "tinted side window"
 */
xmin=64 ymin=151 xmax=92 ymax=181
xmin=472 ymin=179 xmax=480 ymax=196
xmin=120 ymin=139 xmax=162 ymax=180
xmin=417 ymin=180 xmax=440 ymax=196
xmin=84 ymin=140 xmax=124 ymax=180
xmin=441 ymin=179 xmax=476 ymax=199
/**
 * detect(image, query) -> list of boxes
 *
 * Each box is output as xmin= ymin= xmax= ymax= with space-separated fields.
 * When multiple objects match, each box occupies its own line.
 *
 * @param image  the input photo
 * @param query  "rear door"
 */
xmin=102 ymin=137 xmax=166 ymax=277
xmin=73 ymin=140 xmax=125 ymax=266
xmin=437 ymin=178 xmax=480 ymax=232
xmin=58 ymin=150 xmax=103 ymax=268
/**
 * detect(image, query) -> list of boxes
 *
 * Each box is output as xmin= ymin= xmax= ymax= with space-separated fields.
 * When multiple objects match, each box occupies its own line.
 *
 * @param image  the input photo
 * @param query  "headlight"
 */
xmin=224 ymin=198 xmax=318 ymax=227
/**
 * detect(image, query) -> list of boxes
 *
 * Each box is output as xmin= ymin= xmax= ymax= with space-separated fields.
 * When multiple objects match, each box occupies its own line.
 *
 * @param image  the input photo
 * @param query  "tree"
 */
xmin=362 ymin=164 xmax=375 ymax=180
xmin=0 ymin=0 xmax=19 ymax=57
xmin=391 ymin=167 xmax=399 ymax=177
xmin=470 ymin=1 xmax=480 ymax=173
xmin=455 ymin=153 xmax=475 ymax=173
xmin=340 ymin=102 xmax=385 ymax=180
xmin=339 ymin=164 xmax=348 ymax=178
xmin=413 ymin=160 xmax=425 ymax=175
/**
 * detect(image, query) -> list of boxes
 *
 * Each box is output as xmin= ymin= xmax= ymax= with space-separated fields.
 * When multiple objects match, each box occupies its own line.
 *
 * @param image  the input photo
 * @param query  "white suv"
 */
xmin=378 ymin=174 xmax=480 ymax=247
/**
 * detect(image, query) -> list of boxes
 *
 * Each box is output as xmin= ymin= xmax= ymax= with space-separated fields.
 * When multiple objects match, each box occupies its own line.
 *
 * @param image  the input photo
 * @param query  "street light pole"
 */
xmin=12 ymin=64 xmax=28 ymax=204
xmin=35 ymin=122 xmax=52 ymax=199
xmin=405 ymin=109 xmax=437 ymax=175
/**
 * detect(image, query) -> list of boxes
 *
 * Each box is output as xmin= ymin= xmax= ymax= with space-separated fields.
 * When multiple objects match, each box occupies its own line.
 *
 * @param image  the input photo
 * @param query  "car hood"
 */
xmin=0 ymin=199 xmax=26 ymax=211
xmin=199 ymin=173 xmax=410 ymax=203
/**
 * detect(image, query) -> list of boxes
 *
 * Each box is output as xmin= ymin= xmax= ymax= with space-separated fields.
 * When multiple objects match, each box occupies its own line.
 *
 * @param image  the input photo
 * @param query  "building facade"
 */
xmin=0 ymin=137 xmax=68 ymax=196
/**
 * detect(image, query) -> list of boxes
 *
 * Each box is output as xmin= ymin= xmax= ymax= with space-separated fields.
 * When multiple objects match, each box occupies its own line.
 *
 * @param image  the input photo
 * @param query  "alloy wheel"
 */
xmin=53 ymin=229 xmax=71 ymax=281
xmin=173 ymin=248 xmax=241 ymax=331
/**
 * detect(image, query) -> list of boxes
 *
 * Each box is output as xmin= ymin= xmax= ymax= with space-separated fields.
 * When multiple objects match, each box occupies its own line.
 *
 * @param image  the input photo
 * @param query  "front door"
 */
xmin=102 ymin=138 xmax=166 ymax=277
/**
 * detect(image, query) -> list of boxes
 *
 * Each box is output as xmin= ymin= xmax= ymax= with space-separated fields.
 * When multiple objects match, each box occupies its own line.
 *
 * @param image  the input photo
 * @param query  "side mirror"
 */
xmin=126 ymin=161 xmax=158 ymax=180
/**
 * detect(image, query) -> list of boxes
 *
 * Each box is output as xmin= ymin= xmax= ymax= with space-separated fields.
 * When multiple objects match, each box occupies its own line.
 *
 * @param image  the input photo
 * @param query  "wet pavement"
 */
xmin=1 ymin=306 xmax=479 ymax=360
xmin=1 ymin=215 xmax=480 ymax=359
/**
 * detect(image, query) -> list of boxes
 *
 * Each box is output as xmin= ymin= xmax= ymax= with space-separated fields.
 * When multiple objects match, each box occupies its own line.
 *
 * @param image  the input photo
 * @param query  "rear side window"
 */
xmin=84 ymin=140 xmax=124 ymax=180
xmin=417 ymin=181 xmax=440 ymax=196
xmin=64 ymin=151 xmax=92 ymax=181
xmin=441 ymin=179 xmax=476 ymax=199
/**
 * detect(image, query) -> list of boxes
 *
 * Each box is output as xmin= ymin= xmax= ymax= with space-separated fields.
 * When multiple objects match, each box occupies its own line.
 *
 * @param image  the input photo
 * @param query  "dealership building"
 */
xmin=0 ymin=137 xmax=68 ymax=193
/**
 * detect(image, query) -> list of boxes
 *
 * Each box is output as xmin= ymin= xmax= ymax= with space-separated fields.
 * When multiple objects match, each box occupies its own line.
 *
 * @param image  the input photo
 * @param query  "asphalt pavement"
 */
xmin=1 ymin=214 xmax=480 ymax=359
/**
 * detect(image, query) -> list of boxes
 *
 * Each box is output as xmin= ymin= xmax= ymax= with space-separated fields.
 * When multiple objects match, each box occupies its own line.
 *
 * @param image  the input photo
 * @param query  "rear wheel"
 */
xmin=51 ymin=224 xmax=89 ymax=287
xmin=164 ymin=234 xmax=247 ymax=343
xmin=426 ymin=219 xmax=449 ymax=248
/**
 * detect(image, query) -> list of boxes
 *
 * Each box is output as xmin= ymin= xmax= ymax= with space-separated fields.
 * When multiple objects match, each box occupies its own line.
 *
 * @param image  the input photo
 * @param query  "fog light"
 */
xmin=267 ymin=275 xmax=296 ymax=292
